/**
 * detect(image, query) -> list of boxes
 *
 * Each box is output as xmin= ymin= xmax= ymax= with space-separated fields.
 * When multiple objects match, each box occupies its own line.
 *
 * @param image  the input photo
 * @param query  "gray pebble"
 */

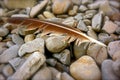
xmin=61 ymin=72 xmax=75 ymax=80
xmin=6 ymin=41 xmax=15 ymax=48
xmin=81 ymin=0 xmax=93 ymax=4
xmin=0 ymin=74 xmax=5 ymax=80
xmin=77 ymin=20 xmax=88 ymax=32
xmin=12 ymin=34 xmax=24 ymax=45
xmin=79 ymin=5 xmax=88 ymax=12
xmin=74 ymin=13 xmax=83 ymax=21
xmin=46 ymin=58 xmax=57 ymax=66
xmin=0 ymin=27 xmax=9 ymax=37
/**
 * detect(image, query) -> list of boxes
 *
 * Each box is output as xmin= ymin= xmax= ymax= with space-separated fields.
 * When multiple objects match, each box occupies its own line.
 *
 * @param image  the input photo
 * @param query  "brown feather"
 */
xmin=7 ymin=17 xmax=106 ymax=46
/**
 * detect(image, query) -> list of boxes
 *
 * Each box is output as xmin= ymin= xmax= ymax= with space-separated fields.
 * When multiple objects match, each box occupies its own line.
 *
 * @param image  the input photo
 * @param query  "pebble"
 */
xmin=87 ymin=1 xmax=101 ymax=9
xmin=0 ymin=74 xmax=5 ymax=80
xmin=43 ymin=11 xmax=56 ymax=19
xmin=2 ymin=64 xmax=14 ymax=77
xmin=45 ymin=5 xmax=52 ymax=11
xmin=0 ymin=45 xmax=20 ymax=63
xmin=46 ymin=36 xmax=68 ymax=53
xmin=49 ymin=67 xmax=61 ymax=80
xmin=87 ymin=43 xmax=108 ymax=65
xmin=85 ymin=10 xmax=97 ymax=15
xmin=73 ymin=42 xmax=89 ymax=59
xmin=52 ymin=0 xmax=72 ymax=14
xmin=46 ymin=58 xmax=57 ymax=67
xmin=6 ymin=41 xmax=15 ymax=48
xmin=77 ymin=20 xmax=88 ymax=32
xmin=4 ymin=0 xmax=37 ymax=9
xmin=0 ymin=27 xmax=9 ymax=37
xmin=71 ymin=0 xmax=81 ymax=5
xmin=9 ymin=57 xmax=26 ymax=70
xmin=70 ymin=56 xmax=101 ymax=80
xmin=102 ymin=21 xmax=118 ymax=34
xmin=0 ymin=8 xmax=4 ymax=17
xmin=83 ymin=13 xmax=94 ymax=19
xmin=38 ymin=14 xmax=46 ymax=20
xmin=92 ymin=12 xmax=102 ymax=32
xmin=0 ymin=64 xmax=5 ymax=73
xmin=61 ymin=72 xmax=75 ymax=80
xmin=53 ymin=49 xmax=70 ymax=65
xmin=18 ymin=38 xmax=44 ymax=56
xmin=79 ymin=5 xmax=88 ymax=12
xmin=109 ymin=1 xmax=120 ymax=9
xmin=112 ymin=51 xmax=120 ymax=61
xmin=30 ymin=0 xmax=48 ymax=17
xmin=12 ymin=34 xmax=24 ymax=45
xmin=68 ymin=10 xmax=77 ymax=16
xmin=116 ymin=27 xmax=120 ymax=34
xmin=108 ymin=41 xmax=120 ymax=57
xmin=32 ymin=66 xmax=52 ymax=80
xmin=74 ymin=13 xmax=83 ymax=21
xmin=81 ymin=0 xmax=93 ymax=4
xmin=11 ymin=14 xmax=29 ymax=18
xmin=102 ymin=60 xmax=119 ymax=80
xmin=24 ymin=34 xmax=35 ymax=43
xmin=8 ymin=51 xmax=46 ymax=80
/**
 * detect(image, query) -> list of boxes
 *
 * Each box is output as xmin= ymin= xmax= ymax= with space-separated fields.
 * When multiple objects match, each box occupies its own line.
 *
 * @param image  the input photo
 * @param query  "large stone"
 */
xmin=108 ymin=41 xmax=120 ymax=57
xmin=18 ymin=38 xmax=44 ymax=56
xmin=8 ymin=51 xmax=46 ymax=80
xmin=70 ymin=56 xmax=101 ymax=80
xmin=87 ymin=43 xmax=108 ymax=65
xmin=0 ymin=45 xmax=20 ymax=63
xmin=52 ymin=0 xmax=72 ymax=14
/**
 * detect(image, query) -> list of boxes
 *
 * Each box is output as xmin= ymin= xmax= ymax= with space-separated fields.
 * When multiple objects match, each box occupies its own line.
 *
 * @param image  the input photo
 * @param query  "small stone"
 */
xmin=85 ymin=10 xmax=97 ymax=15
xmin=109 ymin=13 xmax=120 ymax=21
xmin=102 ymin=21 xmax=118 ymax=34
xmin=0 ymin=37 xmax=2 ymax=41
xmin=61 ymin=72 xmax=75 ymax=80
xmin=45 ymin=5 xmax=52 ymax=11
xmin=112 ymin=51 xmax=120 ymax=61
xmin=32 ymin=66 xmax=52 ymax=80
xmin=71 ymin=0 xmax=81 ymax=5
xmin=68 ymin=10 xmax=77 ymax=16
xmin=73 ymin=42 xmax=89 ymax=59
xmin=53 ymin=49 xmax=70 ymax=65
xmin=56 ymin=14 xmax=69 ymax=18
xmin=4 ymin=0 xmax=37 ymax=9
xmin=46 ymin=18 xmax=63 ymax=23
xmin=8 ymin=51 xmax=46 ymax=80
xmin=52 ymin=0 xmax=72 ymax=14
xmin=9 ymin=57 xmax=26 ymax=70
xmin=81 ymin=0 xmax=93 ymax=4
xmin=79 ymin=5 xmax=88 ymax=12
xmin=49 ymin=67 xmax=61 ymax=80
xmin=0 ymin=45 xmax=20 ymax=63
xmin=43 ymin=11 xmax=56 ymax=19
xmin=109 ymin=1 xmax=120 ymax=9
xmin=0 ymin=64 xmax=5 ymax=73
xmin=74 ymin=13 xmax=83 ymax=21
xmin=77 ymin=20 xmax=88 ymax=32
xmin=2 ymin=64 xmax=14 ymax=77
xmin=83 ymin=13 xmax=94 ymax=19
xmin=0 ymin=8 xmax=4 ymax=17
xmin=46 ymin=36 xmax=68 ymax=53
xmin=87 ymin=1 xmax=101 ymax=9
xmin=83 ymin=19 xmax=91 ymax=26
xmin=116 ymin=27 xmax=120 ymax=34
xmin=30 ymin=0 xmax=48 ymax=17
xmin=11 ymin=14 xmax=29 ymax=18
xmin=87 ymin=43 xmax=108 ymax=65
xmin=108 ymin=41 xmax=120 ymax=57
xmin=19 ymin=38 xmax=44 ymax=56
xmin=0 ymin=27 xmax=9 ymax=37
xmin=6 ymin=41 xmax=15 ymax=48
xmin=92 ymin=12 xmax=103 ymax=32
xmin=46 ymin=58 xmax=57 ymax=66
xmin=38 ymin=14 xmax=46 ymax=20
xmin=24 ymin=34 xmax=35 ymax=43
xmin=70 ymin=56 xmax=101 ymax=80
xmin=12 ymin=34 xmax=24 ymax=45
xmin=102 ymin=60 xmax=119 ymax=80
xmin=0 ymin=74 xmax=5 ymax=80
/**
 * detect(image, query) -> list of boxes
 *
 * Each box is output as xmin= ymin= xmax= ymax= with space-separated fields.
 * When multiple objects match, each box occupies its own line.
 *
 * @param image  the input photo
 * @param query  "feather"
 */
xmin=7 ymin=17 xmax=106 ymax=47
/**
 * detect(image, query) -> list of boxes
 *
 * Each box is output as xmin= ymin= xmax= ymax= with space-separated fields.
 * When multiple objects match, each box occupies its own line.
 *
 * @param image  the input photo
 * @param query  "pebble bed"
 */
xmin=0 ymin=0 xmax=120 ymax=80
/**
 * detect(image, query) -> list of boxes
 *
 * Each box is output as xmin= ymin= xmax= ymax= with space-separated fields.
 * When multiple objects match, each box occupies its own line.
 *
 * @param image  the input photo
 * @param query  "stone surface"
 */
xmin=73 ymin=42 xmax=89 ymax=59
xmin=102 ymin=21 xmax=118 ymax=34
xmin=79 ymin=5 xmax=88 ymax=12
xmin=6 ymin=41 xmax=15 ymax=48
xmin=32 ymin=66 xmax=52 ymax=80
xmin=102 ymin=60 xmax=119 ymax=80
xmin=70 ymin=56 xmax=101 ymax=80
xmin=0 ymin=45 xmax=20 ymax=63
xmin=46 ymin=36 xmax=68 ymax=53
xmin=71 ymin=0 xmax=81 ymax=5
xmin=92 ymin=12 xmax=102 ymax=32
xmin=61 ymin=72 xmax=75 ymax=80
xmin=77 ymin=20 xmax=88 ymax=32
xmin=87 ymin=43 xmax=108 ymax=65
xmin=52 ymin=0 xmax=72 ymax=14
xmin=0 ymin=27 xmax=9 ymax=37
xmin=24 ymin=34 xmax=35 ymax=43
xmin=8 ymin=51 xmax=46 ymax=80
xmin=30 ymin=0 xmax=48 ymax=17
xmin=108 ymin=41 xmax=120 ymax=57
xmin=12 ymin=34 xmax=24 ymax=45
xmin=18 ymin=38 xmax=44 ymax=56
xmin=112 ymin=51 xmax=120 ymax=61
xmin=43 ymin=11 xmax=55 ymax=19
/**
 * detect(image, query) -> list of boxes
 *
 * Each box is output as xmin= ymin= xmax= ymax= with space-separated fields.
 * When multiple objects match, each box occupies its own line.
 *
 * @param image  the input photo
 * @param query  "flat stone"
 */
xmin=8 ymin=51 xmax=46 ymax=80
xmin=92 ymin=12 xmax=102 ymax=32
xmin=73 ymin=42 xmax=89 ymax=59
xmin=43 ymin=11 xmax=55 ymax=19
xmin=61 ymin=72 xmax=75 ymax=80
xmin=9 ymin=57 xmax=26 ymax=70
xmin=30 ymin=0 xmax=48 ymax=17
xmin=18 ymin=38 xmax=44 ymax=56
xmin=87 ymin=43 xmax=108 ymax=65
xmin=70 ymin=56 xmax=101 ymax=80
xmin=12 ymin=34 xmax=24 ymax=45
xmin=108 ymin=41 xmax=120 ymax=57
xmin=0 ymin=27 xmax=9 ymax=37
xmin=102 ymin=21 xmax=118 ymax=34
xmin=52 ymin=0 xmax=72 ymax=14
xmin=2 ymin=64 xmax=14 ymax=77
xmin=4 ymin=0 xmax=37 ymax=9
xmin=46 ymin=36 xmax=68 ymax=53
xmin=0 ymin=45 xmax=20 ymax=63
xmin=11 ymin=14 xmax=29 ymax=18
xmin=102 ymin=60 xmax=119 ymax=80
xmin=32 ymin=66 xmax=52 ymax=80
xmin=77 ymin=20 xmax=88 ymax=32
xmin=24 ymin=34 xmax=35 ymax=43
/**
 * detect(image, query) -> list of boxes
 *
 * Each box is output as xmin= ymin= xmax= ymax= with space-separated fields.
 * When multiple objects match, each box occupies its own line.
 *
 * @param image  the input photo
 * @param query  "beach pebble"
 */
xmin=0 ymin=27 xmax=9 ymax=37
xmin=77 ymin=20 xmax=88 ymax=32
xmin=71 ymin=0 xmax=81 ymax=5
xmin=0 ymin=74 xmax=5 ymax=80
xmin=46 ymin=58 xmax=57 ymax=67
xmin=61 ymin=72 xmax=75 ymax=80
xmin=43 ymin=11 xmax=55 ymax=19
xmin=81 ymin=0 xmax=93 ymax=4
xmin=12 ymin=34 xmax=24 ymax=45
xmin=24 ymin=34 xmax=35 ymax=43
xmin=79 ymin=5 xmax=88 ymax=12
